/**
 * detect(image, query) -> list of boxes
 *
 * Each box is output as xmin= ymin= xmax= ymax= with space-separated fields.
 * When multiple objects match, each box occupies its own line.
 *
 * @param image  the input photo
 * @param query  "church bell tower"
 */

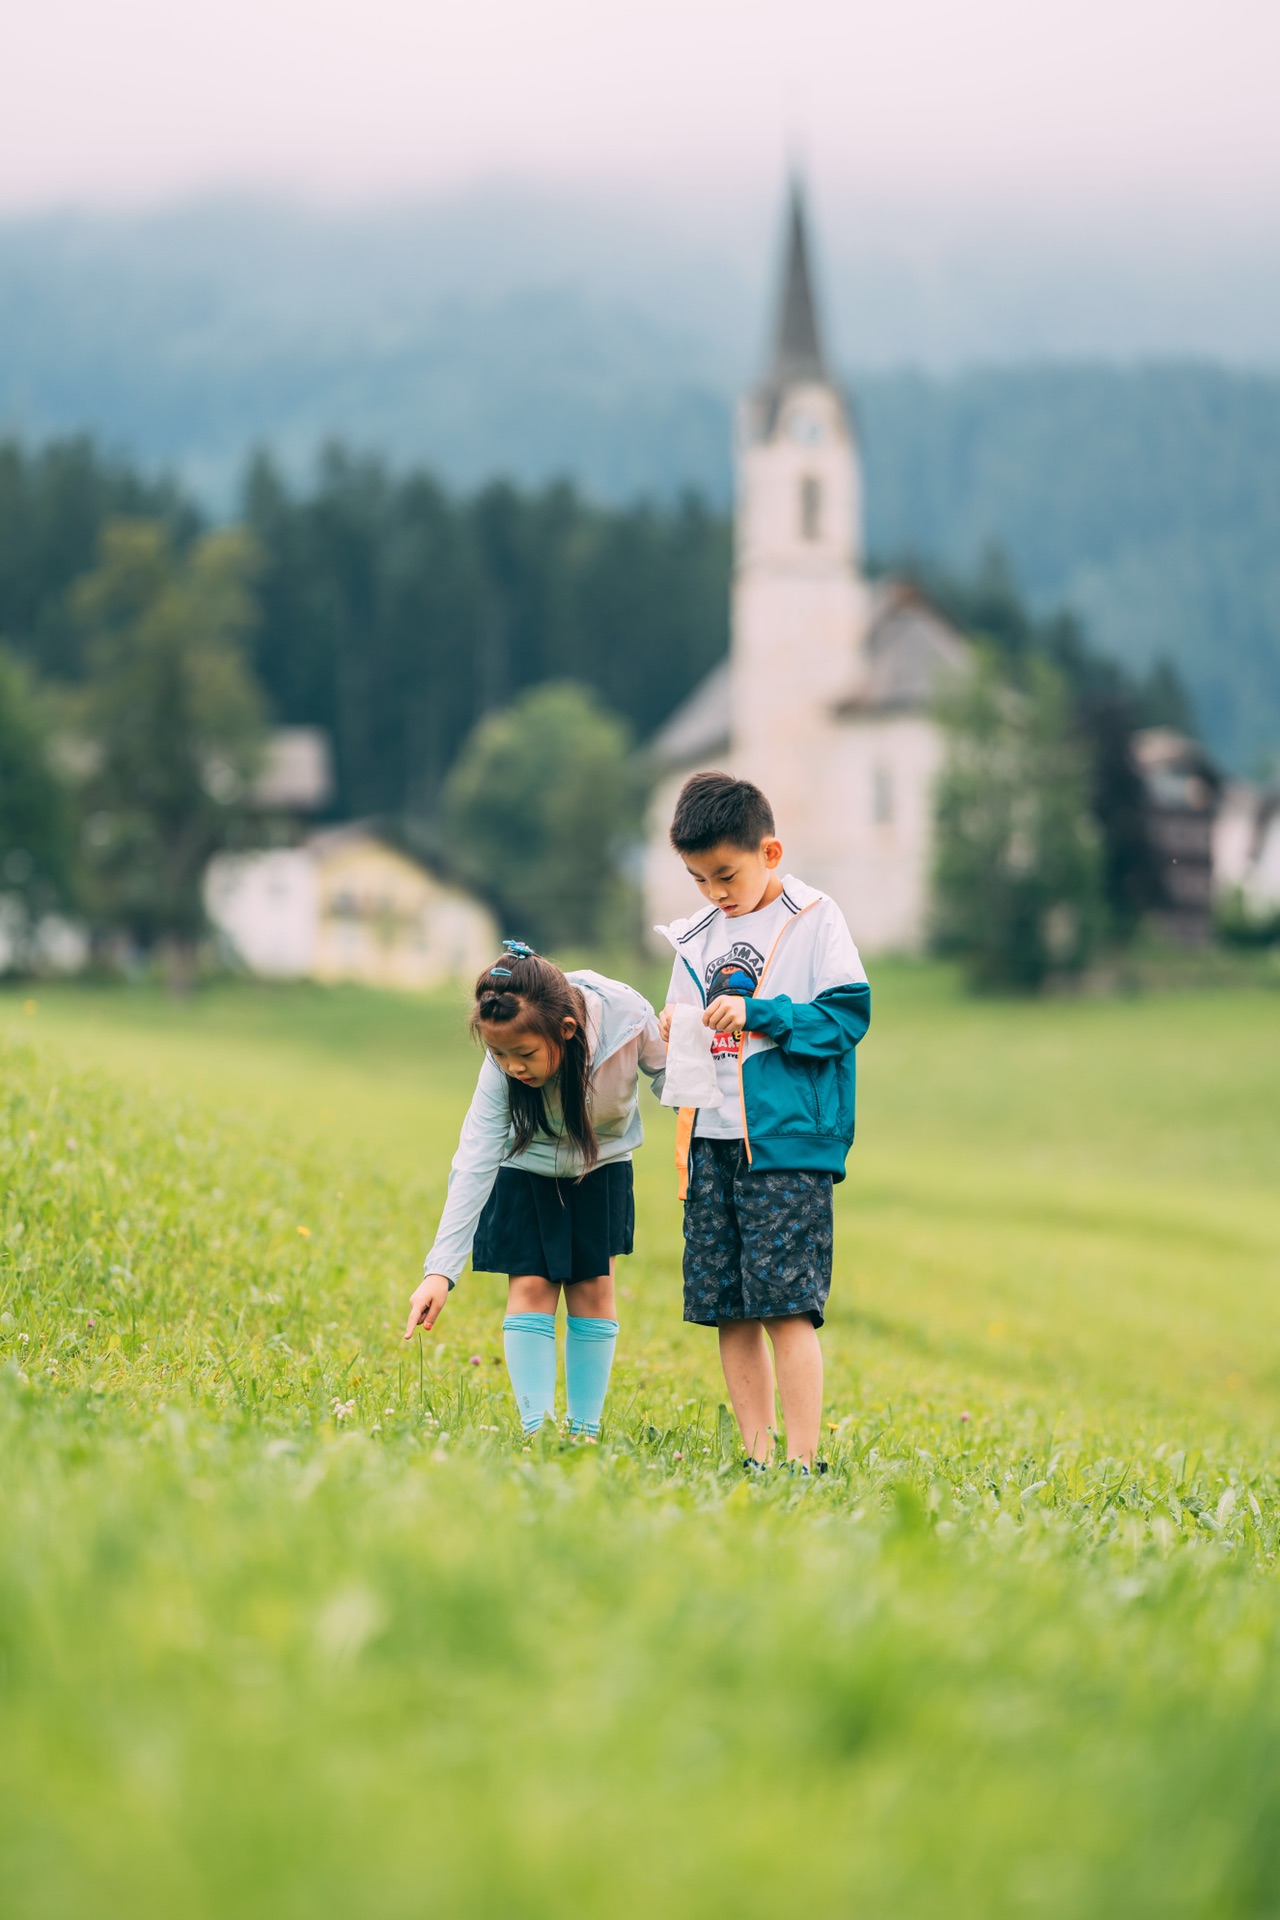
xmin=730 ymin=183 xmax=868 ymax=834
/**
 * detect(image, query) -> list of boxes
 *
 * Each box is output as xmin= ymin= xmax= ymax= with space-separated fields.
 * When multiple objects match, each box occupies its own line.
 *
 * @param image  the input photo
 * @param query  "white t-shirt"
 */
xmin=691 ymin=894 xmax=792 ymax=1140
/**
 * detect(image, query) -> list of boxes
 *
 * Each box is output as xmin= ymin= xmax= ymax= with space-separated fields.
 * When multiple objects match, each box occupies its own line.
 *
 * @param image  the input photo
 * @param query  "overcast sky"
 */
xmin=5 ymin=0 xmax=1280 ymax=230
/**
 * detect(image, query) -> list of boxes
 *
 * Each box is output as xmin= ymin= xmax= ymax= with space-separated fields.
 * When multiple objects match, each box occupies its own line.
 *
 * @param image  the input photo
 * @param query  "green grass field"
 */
xmin=3 ymin=965 xmax=1280 ymax=1918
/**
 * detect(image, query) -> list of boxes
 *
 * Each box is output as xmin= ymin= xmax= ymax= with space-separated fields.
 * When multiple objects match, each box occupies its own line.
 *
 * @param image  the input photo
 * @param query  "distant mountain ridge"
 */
xmin=1 ymin=203 xmax=1277 ymax=769
xmin=857 ymin=366 xmax=1280 ymax=773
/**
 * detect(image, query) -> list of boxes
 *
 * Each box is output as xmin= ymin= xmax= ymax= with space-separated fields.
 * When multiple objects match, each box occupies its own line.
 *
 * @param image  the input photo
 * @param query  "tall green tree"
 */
xmin=0 ymin=436 xmax=200 ymax=681
xmin=0 ymin=649 xmax=79 ymax=967
xmin=74 ymin=520 xmax=266 ymax=981
xmin=902 ymin=549 xmax=1174 ymax=941
xmin=442 ymin=682 xmax=642 ymax=950
xmin=242 ymin=453 xmax=728 ymax=826
xmin=244 ymin=448 xmax=489 ymax=824
xmin=932 ymin=655 xmax=1103 ymax=992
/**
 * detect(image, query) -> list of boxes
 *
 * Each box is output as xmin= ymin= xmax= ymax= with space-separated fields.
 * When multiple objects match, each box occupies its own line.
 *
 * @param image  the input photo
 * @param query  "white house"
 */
xmin=206 ymin=826 xmax=498 ymax=990
xmin=644 ymin=184 xmax=970 ymax=954
xmin=250 ymin=727 xmax=334 ymax=815
xmin=1214 ymin=782 xmax=1280 ymax=919
xmin=1131 ymin=728 xmax=1221 ymax=944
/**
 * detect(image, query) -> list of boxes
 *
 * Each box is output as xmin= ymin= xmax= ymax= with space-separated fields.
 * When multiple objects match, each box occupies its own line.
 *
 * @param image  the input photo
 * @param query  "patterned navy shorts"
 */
xmin=682 ymin=1138 xmax=833 ymax=1328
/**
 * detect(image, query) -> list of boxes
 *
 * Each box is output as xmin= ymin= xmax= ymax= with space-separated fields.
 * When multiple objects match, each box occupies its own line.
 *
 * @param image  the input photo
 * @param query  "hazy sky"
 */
xmin=6 ymin=0 xmax=1280 ymax=227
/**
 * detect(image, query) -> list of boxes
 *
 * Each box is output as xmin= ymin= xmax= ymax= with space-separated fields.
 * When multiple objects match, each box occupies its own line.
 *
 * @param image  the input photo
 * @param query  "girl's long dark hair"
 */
xmin=472 ymin=951 xmax=598 ymax=1172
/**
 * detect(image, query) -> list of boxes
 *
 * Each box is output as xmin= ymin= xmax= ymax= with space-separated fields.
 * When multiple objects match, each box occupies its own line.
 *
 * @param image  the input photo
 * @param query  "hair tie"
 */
xmin=501 ymin=939 xmax=536 ymax=959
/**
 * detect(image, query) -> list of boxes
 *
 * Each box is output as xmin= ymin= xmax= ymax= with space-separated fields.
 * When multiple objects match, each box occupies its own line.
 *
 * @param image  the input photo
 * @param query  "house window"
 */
xmin=799 ymin=475 xmax=822 ymax=541
xmin=873 ymin=764 xmax=894 ymax=824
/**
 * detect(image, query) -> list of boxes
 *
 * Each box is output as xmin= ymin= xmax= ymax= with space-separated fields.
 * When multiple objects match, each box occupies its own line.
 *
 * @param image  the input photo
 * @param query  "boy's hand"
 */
xmin=404 ymin=1273 xmax=451 ymax=1339
xmin=657 ymin=1005 xmax=675 ymax=1042
xmin=704 ymin=995 xmax=747 ymax=1034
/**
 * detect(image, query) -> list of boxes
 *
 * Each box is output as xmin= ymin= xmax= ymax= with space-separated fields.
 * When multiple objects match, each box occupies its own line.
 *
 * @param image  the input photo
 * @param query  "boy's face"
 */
xmin=680 ymin=836 xmax=784 ymax=918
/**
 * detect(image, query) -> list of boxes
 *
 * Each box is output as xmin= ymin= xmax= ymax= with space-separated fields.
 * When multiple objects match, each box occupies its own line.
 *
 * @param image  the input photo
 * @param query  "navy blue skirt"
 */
xmin=472 ymin=1161 xmax=635 ymax=1283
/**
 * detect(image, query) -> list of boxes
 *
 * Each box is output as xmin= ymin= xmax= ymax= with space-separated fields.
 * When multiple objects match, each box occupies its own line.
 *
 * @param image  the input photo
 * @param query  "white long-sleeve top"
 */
xmin=423 ymin=970 xmax=667 ymax=1283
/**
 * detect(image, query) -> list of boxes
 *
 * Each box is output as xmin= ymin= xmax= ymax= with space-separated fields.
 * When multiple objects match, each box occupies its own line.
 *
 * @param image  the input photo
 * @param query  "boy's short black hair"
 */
xmin=670 ymin=771 xmax=776 ymax=854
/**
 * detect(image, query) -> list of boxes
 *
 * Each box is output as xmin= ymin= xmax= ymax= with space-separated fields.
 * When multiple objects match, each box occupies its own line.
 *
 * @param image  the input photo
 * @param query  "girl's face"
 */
xmin=481 ymin=1014 xmax=577 ymax=1089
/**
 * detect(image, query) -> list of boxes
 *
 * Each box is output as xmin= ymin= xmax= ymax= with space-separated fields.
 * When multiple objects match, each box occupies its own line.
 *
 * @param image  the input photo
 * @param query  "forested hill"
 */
xmin=858 ymin=366 xmax=1280 ymax=775
xmin=1 ymin=210 xmax=1278 ymax=766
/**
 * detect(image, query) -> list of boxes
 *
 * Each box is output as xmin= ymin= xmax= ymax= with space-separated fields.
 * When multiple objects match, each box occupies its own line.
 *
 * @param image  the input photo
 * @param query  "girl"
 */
xmin=404 ymin=944 xmax=666 ymax=1436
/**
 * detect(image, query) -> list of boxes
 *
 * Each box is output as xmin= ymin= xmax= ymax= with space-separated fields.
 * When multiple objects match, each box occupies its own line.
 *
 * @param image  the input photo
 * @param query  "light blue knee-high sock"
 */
xmin=565 ymin=1316 xmax=618 ymax=1437
xmin=502 ymin=1312 xmax=558 ymax=1434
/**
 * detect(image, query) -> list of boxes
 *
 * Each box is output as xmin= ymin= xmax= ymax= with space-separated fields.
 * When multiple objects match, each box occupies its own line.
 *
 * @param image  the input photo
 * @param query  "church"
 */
xmin=643 ymin=185 xmax=970 ymax=954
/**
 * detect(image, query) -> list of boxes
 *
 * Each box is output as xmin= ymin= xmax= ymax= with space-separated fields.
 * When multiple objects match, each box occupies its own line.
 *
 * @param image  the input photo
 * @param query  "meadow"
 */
xmin=2 ymin=963 xmax=1279 ymax=1918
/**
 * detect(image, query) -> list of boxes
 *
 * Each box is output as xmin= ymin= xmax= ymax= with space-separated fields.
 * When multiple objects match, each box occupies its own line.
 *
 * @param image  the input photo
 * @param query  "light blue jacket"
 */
xmin=424 ymin=970 xmax=666 ymax=1283
xmin=657 ymin=876 xmax=871 ymax=1187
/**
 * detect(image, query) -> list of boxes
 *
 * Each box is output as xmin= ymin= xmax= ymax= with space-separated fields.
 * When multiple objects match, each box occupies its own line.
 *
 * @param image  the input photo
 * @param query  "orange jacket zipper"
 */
xmin=676 ymin=897 xmax=819 ymax=1194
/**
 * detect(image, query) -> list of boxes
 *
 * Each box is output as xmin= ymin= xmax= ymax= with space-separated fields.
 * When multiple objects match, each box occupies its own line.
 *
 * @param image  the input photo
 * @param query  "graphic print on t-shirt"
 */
xmin=704 ymin=940 xmax=766 ymax=1063
xmin=690 ymin=892 xmax=794 ymax=1140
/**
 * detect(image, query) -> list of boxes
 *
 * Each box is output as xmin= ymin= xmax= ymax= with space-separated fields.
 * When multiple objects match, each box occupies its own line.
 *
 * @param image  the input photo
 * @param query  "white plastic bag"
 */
xmin=660 ymin=1002 xmax=723 ymax=1109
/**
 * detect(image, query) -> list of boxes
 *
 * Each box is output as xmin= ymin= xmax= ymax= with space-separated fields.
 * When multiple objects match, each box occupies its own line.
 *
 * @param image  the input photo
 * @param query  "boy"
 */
xmin=655 ymin=771 xmax=870 ymax=1470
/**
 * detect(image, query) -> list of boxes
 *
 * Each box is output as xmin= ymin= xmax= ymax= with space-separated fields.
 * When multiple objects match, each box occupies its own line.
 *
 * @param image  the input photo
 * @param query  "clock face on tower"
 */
xmin=787 ymin=410 xmax=825 ymax=446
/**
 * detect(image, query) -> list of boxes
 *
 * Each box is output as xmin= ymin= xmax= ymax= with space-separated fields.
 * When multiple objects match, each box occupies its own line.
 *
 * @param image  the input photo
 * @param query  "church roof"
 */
xmin=768 ymin=181 xmax=828 ymax=387
xmin=648 ymin=660 xmax=731 ymax=771
xmin=648 ymin=582 xmax=971 ymax=772
xmin=1131 ymin=728 xmax=1222 ymax=813
xmin=834 ymin=582 xmax=972 ymax=715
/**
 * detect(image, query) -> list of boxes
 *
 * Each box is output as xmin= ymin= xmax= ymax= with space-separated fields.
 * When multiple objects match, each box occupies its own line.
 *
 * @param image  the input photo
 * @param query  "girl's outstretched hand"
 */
xmin=404 ymin=1273 xmax=451 ymax=1339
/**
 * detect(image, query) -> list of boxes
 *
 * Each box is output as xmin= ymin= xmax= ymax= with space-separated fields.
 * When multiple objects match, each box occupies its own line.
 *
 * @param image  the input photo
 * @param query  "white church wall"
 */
xmin=814 ymin=716 xmax=947 ymax=954
xmin=731 ymin=575 xmax=870 ymax=902
xmin=732 ymin=569 xmax=869 ymax=762
xmin=736 ymin=384 xmax=860 ymax=574
xmin=733 ymin=379 xmax=868 ymax=780
xmin=731 ymin=378 xmax=871 ymax=886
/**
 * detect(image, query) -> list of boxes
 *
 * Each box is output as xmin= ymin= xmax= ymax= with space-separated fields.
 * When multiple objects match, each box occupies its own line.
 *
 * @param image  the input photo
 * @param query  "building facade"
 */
xmin=644 ymin=185 xmax=969 ymax=953
xmin=205 ymin=826 xmax=498 ymax=990
xmin=1131 ymin=729 xmax=1222 ymax=944
xmin=1214 ymin=780 xmax=1280 ymax=925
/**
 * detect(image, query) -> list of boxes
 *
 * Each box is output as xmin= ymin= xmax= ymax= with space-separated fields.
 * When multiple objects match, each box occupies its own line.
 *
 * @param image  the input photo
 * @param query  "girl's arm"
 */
xmin=419 ymin=1054 xmax=514 ymax=1286
xmin=657 ymin=953 xmax=703 ymax=1040
xmin=637 ymin=997 xmax=669 ymax=1095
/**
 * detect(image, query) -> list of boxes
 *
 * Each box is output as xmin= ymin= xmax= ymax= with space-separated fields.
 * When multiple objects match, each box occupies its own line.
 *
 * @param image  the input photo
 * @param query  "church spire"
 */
xmin=768 ymin=179 xmax=827 ymax=387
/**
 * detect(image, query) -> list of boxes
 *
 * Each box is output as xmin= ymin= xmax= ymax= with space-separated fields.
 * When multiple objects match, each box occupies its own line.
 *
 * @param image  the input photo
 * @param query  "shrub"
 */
xmin=932 ymin=654 xmax=1103 ymax=991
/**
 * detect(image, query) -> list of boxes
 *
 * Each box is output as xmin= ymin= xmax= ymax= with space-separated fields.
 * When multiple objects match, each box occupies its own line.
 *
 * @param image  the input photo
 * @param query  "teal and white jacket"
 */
xmin=656 ymin=876 xmax=871 ymax=1195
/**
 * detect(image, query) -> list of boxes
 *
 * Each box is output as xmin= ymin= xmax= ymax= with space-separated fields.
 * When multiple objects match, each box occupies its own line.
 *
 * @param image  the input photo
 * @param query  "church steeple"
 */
xmin=768 ymin=180 xmax=828 ymax=388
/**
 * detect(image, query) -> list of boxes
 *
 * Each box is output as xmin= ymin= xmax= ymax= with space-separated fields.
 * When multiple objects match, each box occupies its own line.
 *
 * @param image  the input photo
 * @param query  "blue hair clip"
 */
xmin=488 ymin=966 xmax=513 ymax=978
xmin=501 ymin=939 xmax=537 ymax=960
